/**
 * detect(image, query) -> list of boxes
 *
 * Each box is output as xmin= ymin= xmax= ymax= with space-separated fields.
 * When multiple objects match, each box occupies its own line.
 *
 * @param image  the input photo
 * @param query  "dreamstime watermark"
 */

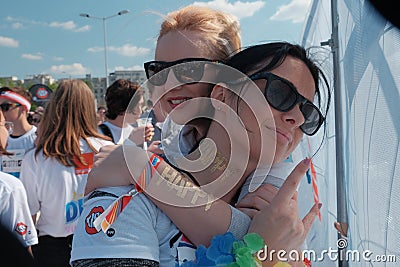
xmin=256 ymin=238 xmax=397 ymax=263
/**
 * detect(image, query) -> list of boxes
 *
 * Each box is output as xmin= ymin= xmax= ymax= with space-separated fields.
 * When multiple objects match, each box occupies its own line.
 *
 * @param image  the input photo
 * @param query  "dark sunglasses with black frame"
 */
xmin=0 ymin=103 xmax=22 ymax=112
xmin=144 ymin=58 xmax=219 ymax=86
xmin=238 ymin=72 xmax=324 ymax=136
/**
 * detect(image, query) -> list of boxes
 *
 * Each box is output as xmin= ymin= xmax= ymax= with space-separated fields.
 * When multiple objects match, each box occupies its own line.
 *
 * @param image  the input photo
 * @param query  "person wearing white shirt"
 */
xmin=98 ymin=79 xmax=156 ymax=146
xmin=0 ymin=87 xmax=37 ymax=178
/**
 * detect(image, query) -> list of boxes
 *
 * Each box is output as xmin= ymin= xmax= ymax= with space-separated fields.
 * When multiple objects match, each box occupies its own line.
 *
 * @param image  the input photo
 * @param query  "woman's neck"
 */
xmin=188 ymin=120 xmax=257 ymax=203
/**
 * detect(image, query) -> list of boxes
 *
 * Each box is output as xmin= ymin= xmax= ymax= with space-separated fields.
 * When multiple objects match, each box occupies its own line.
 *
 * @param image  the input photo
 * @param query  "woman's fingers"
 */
xmin=236 ymin=207 xmax=258 ymax=219
xmin=147 ymin=141 xmax=163 ymax=154
xmin=302 ymin=202 xmax=322 ymax=238
xmin=271 ymin=158 xmax=310 ymax=206
xmin=235 ymin=183 xmax=277 ymax=211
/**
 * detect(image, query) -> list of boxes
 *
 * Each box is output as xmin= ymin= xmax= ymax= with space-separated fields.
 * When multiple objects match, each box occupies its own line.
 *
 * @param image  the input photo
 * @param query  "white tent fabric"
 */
xmin=299 ymin=0 xmax=400 ymax=266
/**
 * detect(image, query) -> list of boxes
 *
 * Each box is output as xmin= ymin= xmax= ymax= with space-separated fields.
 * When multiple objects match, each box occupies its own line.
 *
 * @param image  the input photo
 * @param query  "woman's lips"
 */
xmin=168 ymin=97 xmax=191 ymax=109
xmin=275 ymin=129 xmax=292 ymax=143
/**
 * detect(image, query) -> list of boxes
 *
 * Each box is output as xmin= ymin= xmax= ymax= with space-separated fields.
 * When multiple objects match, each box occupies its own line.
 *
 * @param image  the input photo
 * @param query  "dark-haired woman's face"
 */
xmin=237 ymin=56 xmax=316 ymax=164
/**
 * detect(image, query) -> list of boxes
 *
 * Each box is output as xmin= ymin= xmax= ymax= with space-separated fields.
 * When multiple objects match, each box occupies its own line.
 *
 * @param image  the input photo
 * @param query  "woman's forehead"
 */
xmin=155 ymin=30 xmax=213 ymax=61
xmin=267 ymin=57 xmax=315 ymax=99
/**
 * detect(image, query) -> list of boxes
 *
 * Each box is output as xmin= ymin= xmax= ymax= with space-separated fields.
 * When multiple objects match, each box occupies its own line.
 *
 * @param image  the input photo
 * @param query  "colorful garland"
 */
xmin=179 ymin=232 xmax=292 ymax=267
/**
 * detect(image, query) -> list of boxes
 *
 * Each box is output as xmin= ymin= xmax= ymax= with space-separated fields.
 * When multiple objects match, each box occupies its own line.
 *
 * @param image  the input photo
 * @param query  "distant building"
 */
xmin=24 ymin=74 xmax=55 ymax=88
xmin=109 ymin=70 xmax=148 ymax=100
xmin=2 ymin=70 xmax=149 ymax=109
xmin=109 ymin=70 xmax=146 ymax=85
xmin=0 ymin=76 xmax=22 ymax=87
xmin=85 ymin=74 xmax=107 ymax=107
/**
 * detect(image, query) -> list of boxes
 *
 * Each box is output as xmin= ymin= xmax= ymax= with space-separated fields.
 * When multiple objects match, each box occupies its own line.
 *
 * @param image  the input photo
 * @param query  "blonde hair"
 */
xmin=35 ymin=80 xmax=111 ymax=167
xmin=159 ymin=5 xmax=241 ymax=60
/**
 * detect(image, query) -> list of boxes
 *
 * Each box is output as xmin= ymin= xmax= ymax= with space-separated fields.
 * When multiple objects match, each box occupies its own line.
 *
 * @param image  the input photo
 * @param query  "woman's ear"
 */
xmin=210 ymin=83 xmax=227 ymax=111
xmin=0 ymin=111 xmax=8 ymax=153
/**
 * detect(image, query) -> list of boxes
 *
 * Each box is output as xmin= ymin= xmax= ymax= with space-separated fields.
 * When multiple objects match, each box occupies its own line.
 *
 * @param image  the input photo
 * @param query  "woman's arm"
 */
xmin=86 ymin=144 xmax=319 ymax=249
xmin=86 ymin=143 xmax=242 ymax=245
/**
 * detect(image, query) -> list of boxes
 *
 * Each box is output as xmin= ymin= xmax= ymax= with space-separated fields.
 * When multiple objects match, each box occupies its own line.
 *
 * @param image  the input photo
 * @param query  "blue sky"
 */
xmin=0 ymin=0 xmax=311 ymax=80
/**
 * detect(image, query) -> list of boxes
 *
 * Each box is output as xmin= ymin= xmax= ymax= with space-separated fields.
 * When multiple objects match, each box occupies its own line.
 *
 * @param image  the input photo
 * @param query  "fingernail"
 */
xmin=303 ymin=158 xmax=311 ymax=166
xmin=318 ymin=203 xmax=322 ymax=209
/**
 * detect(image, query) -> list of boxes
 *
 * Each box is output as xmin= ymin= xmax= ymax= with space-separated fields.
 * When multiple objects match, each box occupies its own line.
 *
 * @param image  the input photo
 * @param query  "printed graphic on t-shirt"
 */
xmin=73 ymin=152 xmax=94 ymax=175
xmin=15 ymin=222 xmax=28 ymax=236
xmin=1 ymin=149 xmax=25 ymax=178
xmin=85 ymin=206 xmax=105 ymax=235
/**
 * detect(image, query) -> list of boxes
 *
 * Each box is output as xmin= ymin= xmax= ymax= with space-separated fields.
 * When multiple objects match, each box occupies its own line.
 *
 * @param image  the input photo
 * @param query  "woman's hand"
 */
xmin=147 ymin=140 xmax=163 ymax=155
xmin=129 ymin=125 xmax=155 ymax=145
xmin=248 ymin=159 xmax=321 ymax=264
xmin=235 ymin=183 xmax=280 ymax=219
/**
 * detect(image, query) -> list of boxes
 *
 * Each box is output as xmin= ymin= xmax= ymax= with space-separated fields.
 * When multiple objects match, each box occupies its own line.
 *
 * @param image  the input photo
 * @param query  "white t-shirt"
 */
xmin=0 ymin=171 xmax=38 ymax=247
xmin=70 ymin=186 xmax=180 ymax=266
xmin=1 ymin=125 xmax=37 ymax=178
xmin=19 ymin=137 xmax=113 ymax=237
xmin=98 ymin=121 xmax=134 ymax=145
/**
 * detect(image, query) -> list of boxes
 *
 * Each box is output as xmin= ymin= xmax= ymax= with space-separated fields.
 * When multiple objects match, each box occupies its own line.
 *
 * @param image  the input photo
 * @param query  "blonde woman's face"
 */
xmin=153 ymin=30 xmax=215 ymax=124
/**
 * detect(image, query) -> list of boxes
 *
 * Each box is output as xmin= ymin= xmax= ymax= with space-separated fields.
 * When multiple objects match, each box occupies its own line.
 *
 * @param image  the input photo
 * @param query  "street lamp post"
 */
xmin=79 ymin=10 xmax=129 ymax=88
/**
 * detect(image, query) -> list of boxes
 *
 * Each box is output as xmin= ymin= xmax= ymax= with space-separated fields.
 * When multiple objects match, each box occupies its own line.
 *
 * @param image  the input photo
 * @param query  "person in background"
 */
xmin=142 ymin=99 xmax=154 ymax=113
xmin=96 ymin=106 xmax=106 ymax=125
xmin=0 ymin=87 xmax=36 ymax=178
xmin=0 ymin=109 xmax=38 ymax=255
xmin=30 ymin=110 xmax=43 ymax=128
xmin=98 ymin=79 xmax=155 ymax=146
xmin=19 ymin=80 xmax=114 ymax=267
xmin=136 ymin=83 xmax=165 ymax=151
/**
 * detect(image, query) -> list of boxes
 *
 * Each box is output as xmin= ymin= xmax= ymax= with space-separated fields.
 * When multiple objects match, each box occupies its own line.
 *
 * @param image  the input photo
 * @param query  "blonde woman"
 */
xmin=71 ymin=5 xmax=242 ymax=267
xmin=19 ymin=80 xmax=114 ymax=267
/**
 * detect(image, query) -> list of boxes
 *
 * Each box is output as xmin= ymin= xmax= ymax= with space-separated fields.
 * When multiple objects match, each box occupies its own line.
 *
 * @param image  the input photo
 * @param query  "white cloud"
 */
xmin=0 ymin=36 xmax=19 ymax=47
xmin=6 ymin=16 xmax=47 ymax=27
xmin=88 ymin=44 xmax=151 ymax=57
xmin=270 ymin=0 xmax=312 ymax=23
xmin=75 ymin=25 xmax=91 ymax=32
xmin=50 ymin=63 xmax=88 ymax=75
xmin=115 ymin=65 xmax=143 ymax=71
xmin=49 ymin=21 xmax=90 ymax=32
xmin=21 ymin=53 xmax=43 ymax=60
xmin=12 ymin=22 xmax=23 ymax=29
xmin=192 ymin=0 xmax=265 ymax=19
xmin=87 ymin=47 xmax=103 ymax=53
xmin=53 ymin=56 xmax=64 ymax=61
xmin=109 ymin=44 xmax=151 ymax=57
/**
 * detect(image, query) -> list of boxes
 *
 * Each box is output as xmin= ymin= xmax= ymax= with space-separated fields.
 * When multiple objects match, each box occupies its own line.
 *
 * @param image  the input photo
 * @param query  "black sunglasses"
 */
xmin=248 ymin=72 xmax=324 ymax=136
xmin=0 ymin=103 xmax=22 ymax=112
xmin=144 ymin=58 xmax=217 ymax=86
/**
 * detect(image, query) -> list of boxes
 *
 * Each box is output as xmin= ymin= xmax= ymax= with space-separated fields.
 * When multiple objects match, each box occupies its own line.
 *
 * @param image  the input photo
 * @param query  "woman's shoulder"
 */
xmin=85 ymin=137 xmax=114 ymax=151
xmin=0 ymin=171 xmax=25 ymax=192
